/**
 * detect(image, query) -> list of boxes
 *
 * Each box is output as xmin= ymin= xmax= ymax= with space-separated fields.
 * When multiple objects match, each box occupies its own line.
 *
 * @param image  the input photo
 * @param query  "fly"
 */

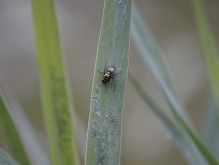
xmin=99 ymin=61 xmax=121 ymax=86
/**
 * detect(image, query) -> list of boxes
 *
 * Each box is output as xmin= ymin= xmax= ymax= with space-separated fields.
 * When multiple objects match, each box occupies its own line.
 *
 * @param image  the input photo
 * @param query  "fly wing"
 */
xmin=105 ymin=60 xmax=111 ymax=73
xmin=114 ymin=68 xmax=122 ymax=75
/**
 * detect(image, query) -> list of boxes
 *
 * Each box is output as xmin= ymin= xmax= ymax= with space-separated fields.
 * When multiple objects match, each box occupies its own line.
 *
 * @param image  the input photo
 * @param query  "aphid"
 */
xmin=99 ymin=61 xmax=121 ymax=85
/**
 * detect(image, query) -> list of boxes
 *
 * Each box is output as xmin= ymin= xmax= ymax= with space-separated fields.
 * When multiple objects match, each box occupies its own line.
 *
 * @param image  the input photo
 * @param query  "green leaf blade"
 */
xmin=0 ymin=97 xmax=30 ymax=165
xmin=85 ymin=0 xmax=132 ymax=165
xmin=192 ymin=0 xmax=219 ymax=116
xmin=32 ymin=0 xmax=77 ymax=164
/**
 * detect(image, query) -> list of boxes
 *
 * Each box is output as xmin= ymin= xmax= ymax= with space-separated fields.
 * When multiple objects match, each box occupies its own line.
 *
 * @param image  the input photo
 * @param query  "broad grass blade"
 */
xmin=85 ymin=0 xmax=132 ymax=165
xmin=32 ymin=0 xmax=77 ymax=164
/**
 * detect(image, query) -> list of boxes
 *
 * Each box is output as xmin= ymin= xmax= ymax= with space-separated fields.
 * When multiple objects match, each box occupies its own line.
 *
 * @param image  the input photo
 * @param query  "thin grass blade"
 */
xmin=128 ymin=72 xmax=205 ymax=165
xmin=0 ymin=149 xmax=19 ymax=165
xmin=192 ymin=0 xmax=219 ymax=114
xmin=131 ymin=3 xmax=192 ymax=128
xmin=32 ymin=0 xmax=77 ymax=164
xmin=180 ymin=115 xmax=219 ymax=165
xmin=85 ymin=0 xmax=132 ymax=165
xmin=131 ymin=3 xmax=218 ymax=165
xmin=0 ymin=71 xmax=50 ymax=165
xmin=0 ymin=94 xmax=30 ymax=165
xmin=128 ymin=72 xmax=183 ymax=142
xmin=128 ymin=73 xmax=178 ymax=138
xmin=202 ymin=94 xmax=219 ymax=161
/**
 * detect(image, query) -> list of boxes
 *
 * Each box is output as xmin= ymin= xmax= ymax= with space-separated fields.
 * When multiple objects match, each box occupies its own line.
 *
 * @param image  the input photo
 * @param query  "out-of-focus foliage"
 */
xmin=32 ymin=0 xmax=77 ymax=164
xmin=0 ymin=149 xmax=19 ymax=165
xmin=0 ymin=96 xmax=30 ymax=165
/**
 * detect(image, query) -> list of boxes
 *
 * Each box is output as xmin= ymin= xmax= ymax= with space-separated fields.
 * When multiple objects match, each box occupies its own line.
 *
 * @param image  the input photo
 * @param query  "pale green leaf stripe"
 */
xmin=0 ymin=96 xmax=30 ymax=165
xmin=131 ymin=3 xmax=218 ymax=165
xmin=32 ymin=0 xmax=77 ymax=165
xmin=85 ymin=0 xmax=132 ymax=165
xmin=192 ymin=0 xmax=219 ymax=115
xmin=0 ymin=149 xmax=19 ymax=165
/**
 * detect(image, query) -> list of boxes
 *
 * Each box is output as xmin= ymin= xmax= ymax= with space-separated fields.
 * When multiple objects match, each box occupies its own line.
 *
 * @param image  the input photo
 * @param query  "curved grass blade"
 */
xmin=131 ymin=3 xmax=218 ymax=165
xmin=180 ymin=115 xmax=219 ymax=165
xmin=128 ymin=72 xmax=206 ymax=165
xmin=0 ymin=149 xmax=19 ymax=165
xmin=128 ymin=72 xmax=183 ymax=141
xmin=128 ymin=73 xmax=178 ymax=139
xmin=192 ymin=0 xmax=219 ymax=114
xmin=131 ymin=3 xmax=192 ymax=128
xmin=32 ymin=0 xmax=77 ymax=164
xmin=0 ymin=71 xmax=50 ymax=165
xmin=0 ymin=94 xmax=30 ymax=165
xmin=85 ymin=0 xmax=132 ymax=165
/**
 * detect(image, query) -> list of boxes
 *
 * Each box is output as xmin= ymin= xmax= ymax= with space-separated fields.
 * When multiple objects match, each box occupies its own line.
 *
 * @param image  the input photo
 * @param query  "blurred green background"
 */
xmin=0 ymin=0 xmax=218 ymax=164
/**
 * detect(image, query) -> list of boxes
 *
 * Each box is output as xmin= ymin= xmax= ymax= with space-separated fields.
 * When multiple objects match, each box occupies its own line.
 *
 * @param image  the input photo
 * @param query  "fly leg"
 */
xmin=98 ymin=70 xmax=104 ymax=86
xmin=111 ymin=77 xmax=116 ymax=86
xmin=98 ymin=70 xmax=104 ymax=74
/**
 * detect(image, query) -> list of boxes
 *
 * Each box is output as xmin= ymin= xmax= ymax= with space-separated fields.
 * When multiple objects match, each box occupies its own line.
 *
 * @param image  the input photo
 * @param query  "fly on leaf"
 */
xmin=99 ymin=61 xmax=121 ymax=86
